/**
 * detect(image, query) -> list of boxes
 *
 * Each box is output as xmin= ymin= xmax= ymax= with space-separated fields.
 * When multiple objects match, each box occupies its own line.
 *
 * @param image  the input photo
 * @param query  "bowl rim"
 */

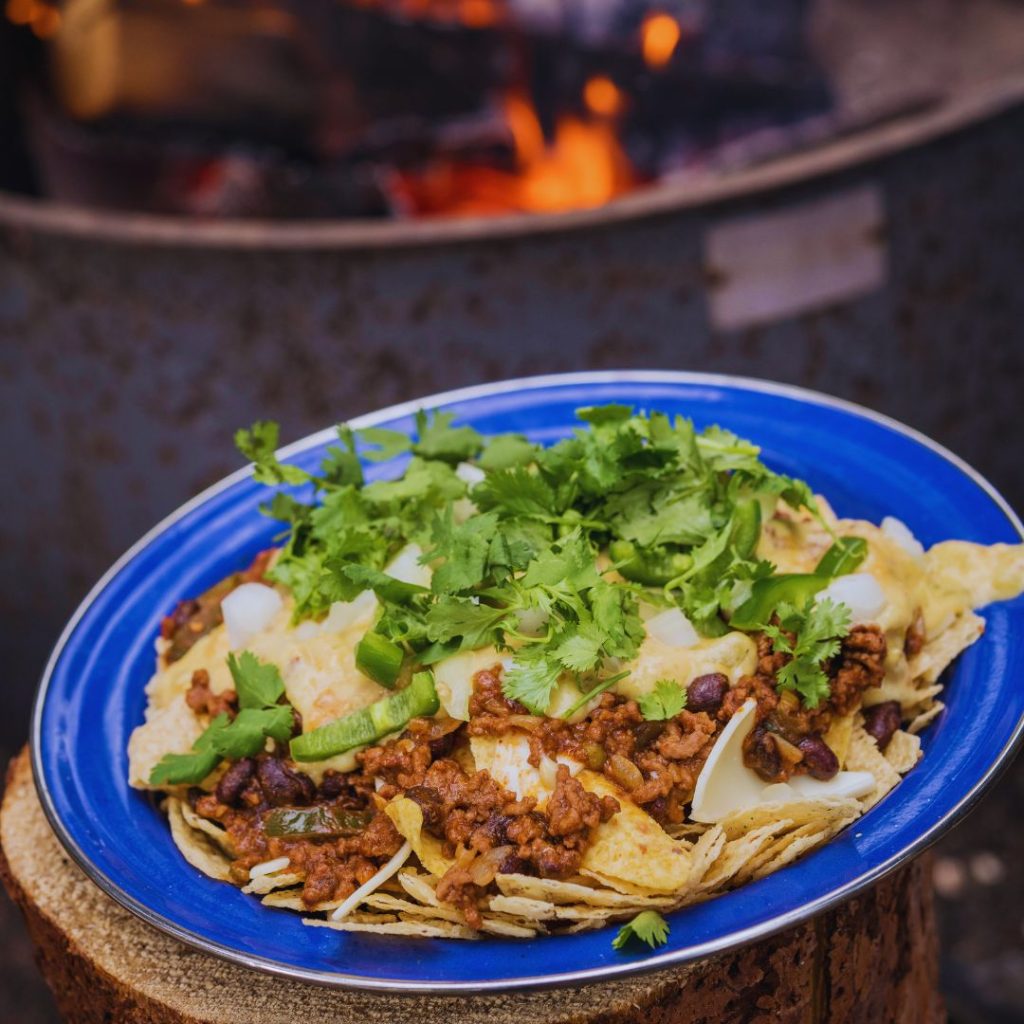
xmin=29 ymin=370 xmax=1024 ymax=994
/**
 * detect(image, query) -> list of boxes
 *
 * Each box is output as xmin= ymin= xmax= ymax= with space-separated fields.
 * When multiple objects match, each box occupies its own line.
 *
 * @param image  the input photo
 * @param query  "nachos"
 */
xmin=128 ymin=406 xmax=1024 ymax=947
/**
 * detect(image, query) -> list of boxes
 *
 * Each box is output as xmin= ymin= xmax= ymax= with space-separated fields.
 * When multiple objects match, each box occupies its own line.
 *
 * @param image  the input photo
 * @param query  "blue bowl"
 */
xmin=31 ymin=372 xmax=1024 ymax=992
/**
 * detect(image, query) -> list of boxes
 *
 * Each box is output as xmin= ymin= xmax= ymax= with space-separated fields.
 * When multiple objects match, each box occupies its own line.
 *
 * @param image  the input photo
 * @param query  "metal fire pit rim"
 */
xmin=2 ymin=77 xmax=1022 ymax=252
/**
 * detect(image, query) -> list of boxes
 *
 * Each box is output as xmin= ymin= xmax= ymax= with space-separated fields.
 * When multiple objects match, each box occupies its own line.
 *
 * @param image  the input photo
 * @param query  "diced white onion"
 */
xmin=222 ymin=583 xmax=283 ymax=650
xmin=690 ymin=699 xmax=764 ymax=823
xmin=516 ymin=607 xmax=550 ymax=637
xmin=321 ymin=591 xmax=378 ymax=633
xmin=645 ymin=607 xmax=699 ymax=648
xmin=330 ymin=841 xmax=412 ymax=921
xmin=818 ymin=573 xmax=887 ymax=625
xmin=249 ymin=856 xmax=290 ymax=879
xmin=386 ymin=544 xmax=432 ymax=589
xmin=882 ymin=516 xmax=925 ymax=562
xmin=456 ymin=461 xmax=486 ymax=486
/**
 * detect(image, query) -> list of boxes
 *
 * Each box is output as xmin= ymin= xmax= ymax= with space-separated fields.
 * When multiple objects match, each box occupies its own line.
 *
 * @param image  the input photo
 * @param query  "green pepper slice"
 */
xmin=610 ymin=540 xmax=693 ymax=586
xmin=729 ymin=573 xmax=828 ymax=631
xmin=815 ymin=537 xmax=868 ymax=577
xmin=355 ymin=631 xmax=404 ymax=689
xmin=264 ymin=806 xmax=372 ymax=839
xmin=290 ymin=670 xmax=440 ymax=762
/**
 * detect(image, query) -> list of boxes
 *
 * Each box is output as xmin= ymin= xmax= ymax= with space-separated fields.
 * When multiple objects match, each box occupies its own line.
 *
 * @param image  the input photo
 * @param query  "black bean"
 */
xmin=215 ymin=758 xmax=255 ymax=806
xmin=498 ymin=853 xmax=528 ymax=875
xmin=798 ymin=735 xmax=840 ymax=780
xmin=863 ymin=701 xmax=903 ymax=751
xmin=744 ymin=725 xmax=782 ymax=781
xmin=316 ymin=770 xmax=347 ymax=801
xmin=687 ymin=673 xmax=729 ymax=713
xmin=634 ymin=720 xmax=666 ymax=750
xmin=428 ymin=731 xmax=458 ymax=761
xmin=404 ymin=786 xmax=444 ymax=830
xmin=257 ymin=757 xmax=315 ymax=807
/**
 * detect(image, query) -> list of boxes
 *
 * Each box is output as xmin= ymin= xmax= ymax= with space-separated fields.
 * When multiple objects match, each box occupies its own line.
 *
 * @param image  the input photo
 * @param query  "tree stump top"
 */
xmin=0 ymin=749 xmax=944 ymax=1024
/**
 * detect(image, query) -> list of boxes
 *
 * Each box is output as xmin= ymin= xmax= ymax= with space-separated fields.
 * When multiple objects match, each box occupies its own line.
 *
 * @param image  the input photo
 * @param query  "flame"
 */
xmin=583 ymin=76 xmax=625 ymax=119
xmin=641 ymin=12 xmax=680 ymax=69
xmin=397 ymin=89 xmax=635 ymax=216
xmin=5 ymin=0 xmax=61 ymax=35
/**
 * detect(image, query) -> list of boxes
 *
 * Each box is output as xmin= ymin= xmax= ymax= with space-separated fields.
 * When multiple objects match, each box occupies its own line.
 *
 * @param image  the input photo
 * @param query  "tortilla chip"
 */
xmin=479 ymin=917 xmax=539 ymax=938
xmin=397 ymin=870 xmax=444 ymax=907
xmin=824 ymin=711 xmax=856 ymax=768
xmin=365 ymin=893 xmax=466 ymax=923
xmin=178 ymin=800 xmax=235 ymax=856
xmin=845 ymin=724 xmax=902 ymax=809
xmin=166 ymin=797 xmax=232 ymax=882
xmin=304 ymin=916 xmax=477 ymax=939
xmin=908 ymin=612 xmax=985 ymax=685
xmin=884 ymin=730 xmax=922 ymax=774
xmin=385 ymin=797 xmax=455 ymax=878
xmin=577 ymin=771 xmax=691 ymax=894
xmin=700 ymin=822 xmax=789 ymax=891
xmin=908 ymin=701 xmax=945 ymax=735
xmin=687 ymin=825 xmax=726 ymax=886
xmin=128 ymin=698 xmax=206 ymax=790
xmin=493 ymin=873 xmax=673 ymax=909
xmin=487 ymin=895 xmax=621 ymax=923
xmin=925 ymin=541 xmax=1024 ymax=610
xmin=744 ymin=820 xmax=843 ymax=883
xmin=242 ymin=871 xmax=303 ymax=895
xmin=720 ymin=797 xmax=857 ymax=841
xmin=262 ymin=892 xmax=339 ymax=912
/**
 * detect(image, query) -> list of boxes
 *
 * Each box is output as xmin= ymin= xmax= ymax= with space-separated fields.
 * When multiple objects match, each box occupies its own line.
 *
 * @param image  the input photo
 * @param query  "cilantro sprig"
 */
xmin=637 ymin=679 xmax=687 ymax=721
xmin=236 ymin=405 xmax=819 ymax=715
xmin=761 ymin=598 xmax=852 ymax=709
xmin=149 ymin=653 xmax=294 ymax=785
xmin=612 ymin=910 xmax=670 ymax=950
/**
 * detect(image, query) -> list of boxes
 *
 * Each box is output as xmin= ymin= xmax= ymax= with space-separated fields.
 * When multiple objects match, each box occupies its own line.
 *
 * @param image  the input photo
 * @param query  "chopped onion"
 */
xmin=222 ymin=583 xmax=283 ymax=650
xmin=882 ymin=516 xmax=925 ymax=561
xmin=386 ymin=544 xmax=432 ymax=588
xmin=516 ymin=607 xmax=550 ymax=637
xmin=291 ymin=590 xmax=377 ymax=640
xmin=818 ymin=573 xmax=887 ymax=625
xmin=645 ymin=607 xmax=699 ymax=648
xmin=456 ymin=462 xmax=486 ymax=486
xmin=330 ymin=841 xmax=412 ymax=921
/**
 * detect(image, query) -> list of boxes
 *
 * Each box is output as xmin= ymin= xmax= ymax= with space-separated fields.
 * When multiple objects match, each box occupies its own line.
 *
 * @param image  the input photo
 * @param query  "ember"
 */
xmin=2 ymin=0 xmax=832 ymax=218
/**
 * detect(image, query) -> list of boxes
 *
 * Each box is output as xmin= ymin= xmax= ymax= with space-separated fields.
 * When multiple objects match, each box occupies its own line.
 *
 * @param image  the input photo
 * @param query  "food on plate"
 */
xmin=128 ymin=406 xmax=1024 ymax=947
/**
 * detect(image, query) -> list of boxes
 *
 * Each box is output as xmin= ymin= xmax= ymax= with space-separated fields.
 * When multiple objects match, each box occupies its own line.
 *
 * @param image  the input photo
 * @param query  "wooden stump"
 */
xmin=1 ymin=749 xmax=944 ymax=1024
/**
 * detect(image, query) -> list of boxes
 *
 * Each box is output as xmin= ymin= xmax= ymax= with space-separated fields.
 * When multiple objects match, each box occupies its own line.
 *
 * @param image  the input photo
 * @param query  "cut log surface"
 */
xmin=0 ymin=749 xmax=944 ymax=1024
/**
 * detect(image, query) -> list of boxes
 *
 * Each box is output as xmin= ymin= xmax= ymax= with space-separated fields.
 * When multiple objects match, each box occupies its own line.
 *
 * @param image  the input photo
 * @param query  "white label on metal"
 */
xmin=705 ymin=185 xmax=886 ymax=332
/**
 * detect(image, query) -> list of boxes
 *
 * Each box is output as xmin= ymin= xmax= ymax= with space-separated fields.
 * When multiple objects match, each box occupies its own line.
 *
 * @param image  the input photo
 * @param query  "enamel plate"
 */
xmin=32 ymin=372 xmax=1024 ymax=992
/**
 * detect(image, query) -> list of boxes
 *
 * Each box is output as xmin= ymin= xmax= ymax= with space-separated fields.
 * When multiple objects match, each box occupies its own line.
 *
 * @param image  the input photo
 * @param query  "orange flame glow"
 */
xmin=641 ymin=12 xmax=681 ymax=69
xmin=397 ymin=89 xmax=635 ymax=216
xmin=583 ymin=75 xmax=626 ymax=119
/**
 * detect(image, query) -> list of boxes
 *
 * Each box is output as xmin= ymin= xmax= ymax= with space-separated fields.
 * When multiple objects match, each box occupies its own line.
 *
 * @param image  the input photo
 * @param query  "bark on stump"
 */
xmin=0 ymin=749 xmax=945 ymax=1024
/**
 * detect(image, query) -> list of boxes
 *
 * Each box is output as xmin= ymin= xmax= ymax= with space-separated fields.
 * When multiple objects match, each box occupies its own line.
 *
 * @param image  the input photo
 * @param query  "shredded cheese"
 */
xmin=330 ymin=841 xmax=412 ymax=921
xmin=249 ymin=856 xmax=291 ymax=879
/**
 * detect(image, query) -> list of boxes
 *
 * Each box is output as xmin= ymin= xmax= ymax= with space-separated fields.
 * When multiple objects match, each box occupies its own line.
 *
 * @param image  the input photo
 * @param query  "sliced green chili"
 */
xmin=290 ymin=671 xmax=439 ymax=762
xmin=355 ymin=631 xmax=404 ymax=689
xmin=264 ymin=806 xmax=372 ymax=839
xmin=610 ymin=540 xmax=693 ymax=586
xmin=729 ymin=574 xmax=828 ymax=631
xmin=815 ymin=537 xmax=868 ymax=577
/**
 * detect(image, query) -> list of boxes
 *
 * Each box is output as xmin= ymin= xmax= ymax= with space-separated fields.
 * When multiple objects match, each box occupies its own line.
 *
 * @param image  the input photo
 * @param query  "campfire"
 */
xmin=3 ymin=0 xmax=832 ymax=218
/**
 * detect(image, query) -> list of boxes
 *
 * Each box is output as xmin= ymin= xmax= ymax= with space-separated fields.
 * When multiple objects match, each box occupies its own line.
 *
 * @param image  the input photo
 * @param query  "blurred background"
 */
xmin=1 ymin=0 xmax=1023 ymax=1020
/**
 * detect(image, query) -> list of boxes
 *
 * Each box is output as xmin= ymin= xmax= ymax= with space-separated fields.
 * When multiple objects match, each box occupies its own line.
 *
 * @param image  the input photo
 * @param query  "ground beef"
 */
xmin=185 ymin=669 xmax=238 ymax=720
xmin=161 ymin=549 xmax=274 ymax=664
xmin=736 ymin=624 xmax=888 ymax=782
xmin=193 ymin=754 xmax=401 ymax=908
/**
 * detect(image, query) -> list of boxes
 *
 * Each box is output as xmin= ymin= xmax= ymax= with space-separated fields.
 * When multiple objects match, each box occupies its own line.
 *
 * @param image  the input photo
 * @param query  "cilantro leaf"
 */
xmin=341 ymin=564 xmax=429 ymax=604
xmin=235 ymin=421 xmax=311 ymax=486
xmin=765 ymin=598 xmax=851 ymax=709
xmin=357 ymin=426 xmax=412 ymax=463
xmin=502 ymin=653 xmax=562 ymax=715
xmin=227 ymin=651 xmax=286 ymax=710
xmin=478 ymin=434 xmax=537 ymax=471
xmin=637 ymin=680 xmax=687 ymax=721
xmin=472 ymin=467 xmax=558 ymax=520
xmin=551 ymin=622 xmax=605 ymax=673
xmin=425 ymin=510 xmax=499 ymax=595
xmin=424 ymin=598 xmax=512 ymax=649
xmin=212 ymin=706 xmax=294 ymax=758
xmin=612 ymin=910 xmax=670 ymax=950
xmin=413 ymin=410 xmax=484 ymax=463
xmin=148 ymin=716 xmax=226 ymax=786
